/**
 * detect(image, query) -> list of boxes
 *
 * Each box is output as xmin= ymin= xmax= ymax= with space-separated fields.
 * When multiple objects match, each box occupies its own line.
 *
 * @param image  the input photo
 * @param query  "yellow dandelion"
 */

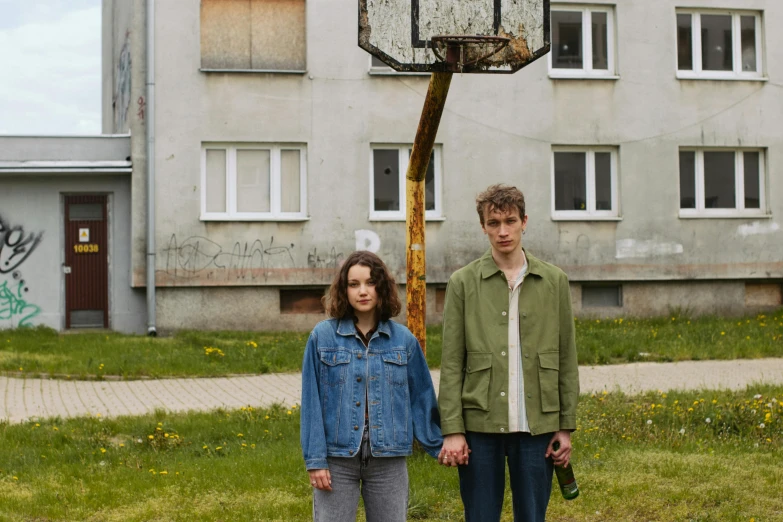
xmin=287 ymin=410 xmax=292 ymax=415
xmin=237 ymin=433 xmax=244 ymax=437
xmin=100 ymin=448 xmax=107 ymax=454
xmin=202 ymin=445 xmax=208 ymax=449
xmin=13 ymin=476 xmax=18 ymax=480
xmin=160 ymin=471 xmax=168 ymax=475
xmin=216 ymin=446 xmax=222 ymax=450
xmin=53 ymin=427 xmax=58 ymax=431
xmin=148 ymin=435 xmax=154 ymax=440
xmin=119 ymin=443 xmax=125 ymax=447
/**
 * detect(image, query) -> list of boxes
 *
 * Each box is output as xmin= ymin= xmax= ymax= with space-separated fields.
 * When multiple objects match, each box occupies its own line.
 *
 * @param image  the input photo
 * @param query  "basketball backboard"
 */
xmin=359 ymin=0 xmax=550 ymax=73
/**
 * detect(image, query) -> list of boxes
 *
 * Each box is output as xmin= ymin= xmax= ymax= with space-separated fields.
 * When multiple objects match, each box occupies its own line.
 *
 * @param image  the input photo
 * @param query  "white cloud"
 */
xmin=0 ymin=3 xmax=101 ymax=135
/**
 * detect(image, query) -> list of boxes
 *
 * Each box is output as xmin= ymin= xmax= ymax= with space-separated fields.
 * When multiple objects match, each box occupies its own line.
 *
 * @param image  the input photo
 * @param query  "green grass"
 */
xmin=1 ymin=309 xmax=781 ymax=379
xmin=575 ymin=310 xmax=783 ymax=365
xmin=1 ymin=386 xmax=781 ymax=521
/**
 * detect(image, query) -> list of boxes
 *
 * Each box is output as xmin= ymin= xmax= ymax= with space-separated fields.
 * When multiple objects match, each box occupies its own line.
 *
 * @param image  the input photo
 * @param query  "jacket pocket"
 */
xmin=381 ymin=350 xmax=408 ymax=387
xmin=538 ymin=351 xmax=560 ymax=412
xmin=319 ymin=348 xmax=351 ymax=386
xmin=461 ymin=352 xmax=492 ymax=411
xmin=382 ymin=350 xmax=410 ymax=443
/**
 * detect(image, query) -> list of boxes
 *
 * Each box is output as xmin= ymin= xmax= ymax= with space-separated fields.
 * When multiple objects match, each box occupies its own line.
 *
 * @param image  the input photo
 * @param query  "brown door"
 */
xmin=64 ymin=195 xmax=109 ymax=329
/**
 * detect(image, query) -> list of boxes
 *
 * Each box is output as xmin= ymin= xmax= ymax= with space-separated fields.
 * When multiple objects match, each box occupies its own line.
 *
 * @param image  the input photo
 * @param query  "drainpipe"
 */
xmin=145 ymin=0 xmax=157 ymax=336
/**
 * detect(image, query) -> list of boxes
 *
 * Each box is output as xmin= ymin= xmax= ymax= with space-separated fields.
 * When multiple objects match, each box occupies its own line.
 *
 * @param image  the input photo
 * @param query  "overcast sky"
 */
xmin=0 ymin=0 xmax=102 ymax=135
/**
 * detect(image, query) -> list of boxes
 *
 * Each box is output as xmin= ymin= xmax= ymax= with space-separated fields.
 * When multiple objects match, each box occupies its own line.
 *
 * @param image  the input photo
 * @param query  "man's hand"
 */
xmin=438 ymin=434 xmax=470 ymax=467
xmin=308 ymin=469 xmax=332 ymax=491
xmin=545 ymin=430 xmax=572 ymax=467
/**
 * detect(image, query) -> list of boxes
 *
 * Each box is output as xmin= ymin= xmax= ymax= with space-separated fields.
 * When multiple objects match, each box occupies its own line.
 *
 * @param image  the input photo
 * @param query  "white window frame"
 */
xmin=200 ymin=143 xmax=308 ymax=221
xmin=675 ymin=9 xmax=764 ymax=80
xmin=551 ymin=146 xmax=620 ymax=221
xmin=368 ymin=55 xmax=431 ymax=76
xmin=549 ymin=4 xmax=617 ymax=79
xmin=369 ymin=144 xmax=443 ymax=221
xmin=679 ymin=148 xmax=767 ymax=219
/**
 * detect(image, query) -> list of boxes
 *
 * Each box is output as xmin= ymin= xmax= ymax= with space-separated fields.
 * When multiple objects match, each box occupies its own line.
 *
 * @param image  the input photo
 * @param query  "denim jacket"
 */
xmin=301 ymin=318 xmax=443 ymax=470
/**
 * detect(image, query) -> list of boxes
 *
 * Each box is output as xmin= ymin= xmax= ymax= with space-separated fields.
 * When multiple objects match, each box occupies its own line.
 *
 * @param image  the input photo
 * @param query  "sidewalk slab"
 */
xmin=1 ymin=358 xmax=782 ymax=424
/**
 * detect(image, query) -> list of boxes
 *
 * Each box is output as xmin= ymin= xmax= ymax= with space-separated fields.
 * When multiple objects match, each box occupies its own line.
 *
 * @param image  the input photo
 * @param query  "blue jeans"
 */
xmin=313 ymin=432 xmax=408 ymax=521
xmin=458 ymin=431 xmax=554 ymax=522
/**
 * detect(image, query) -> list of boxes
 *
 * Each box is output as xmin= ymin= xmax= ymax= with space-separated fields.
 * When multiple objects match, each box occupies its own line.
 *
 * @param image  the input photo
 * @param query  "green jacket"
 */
xmin=438 ymin=249 xmax=579 ymax=436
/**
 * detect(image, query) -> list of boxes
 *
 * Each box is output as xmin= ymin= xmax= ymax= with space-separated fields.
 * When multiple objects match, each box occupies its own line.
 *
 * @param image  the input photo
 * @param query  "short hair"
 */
xmin=324 ymin=251 xmax=401 ymax=321
xmin=475 ymin=184 xmax=526 ymax=226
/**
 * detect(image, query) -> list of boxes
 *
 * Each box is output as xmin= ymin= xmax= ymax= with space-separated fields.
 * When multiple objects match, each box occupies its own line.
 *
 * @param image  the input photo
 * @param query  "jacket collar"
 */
xmin=479 ymin=247 xmax=543 ymax=280
xmin=336 ymin=317 xmax=391 ymax=337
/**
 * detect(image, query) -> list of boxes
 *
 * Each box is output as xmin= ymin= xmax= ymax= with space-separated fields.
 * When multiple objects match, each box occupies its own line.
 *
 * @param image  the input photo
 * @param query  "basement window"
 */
xmin=582 ymin=284 xmax=622 ymax=308
xmin=280 ymin=288 xmax=325 ymax=314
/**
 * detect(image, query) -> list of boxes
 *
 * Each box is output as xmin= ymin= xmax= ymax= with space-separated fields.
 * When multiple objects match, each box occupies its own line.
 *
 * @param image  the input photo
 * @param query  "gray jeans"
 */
xmin=313 ymin=433 xmax=408 ymax=522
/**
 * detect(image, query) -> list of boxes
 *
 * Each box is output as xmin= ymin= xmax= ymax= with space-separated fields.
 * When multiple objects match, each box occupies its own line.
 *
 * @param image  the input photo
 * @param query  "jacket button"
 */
xmin=527 ymin=393 xmax=532 ymax=398
xmin=502 ymin=311 xmax=507 ymax=316
xmin=349 ymin=450 xmax=354 ymax=455
xmin=357 ymin=354 xmax=362 ymax=359
xmin=500 ymin=428 xmax=505 ymax=432
xmin=500 ymin=392 xmax=506 ymax=397
xmin=524 ymin=353 xmax=529 ymax=358
xmin=354 ymin=425 xmax=359 ymax=430
xmin=501 ymin=352 xmax=506 ymax=356
xmin=357 ymin=377 xmax=362 ymax=382
xmin=356 ymin=401 xmax=361 ymax=406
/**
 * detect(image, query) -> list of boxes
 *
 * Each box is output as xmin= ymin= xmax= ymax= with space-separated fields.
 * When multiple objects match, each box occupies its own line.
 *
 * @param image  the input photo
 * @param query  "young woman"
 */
xmin=300 ymin=251 xmax=443 ymax=522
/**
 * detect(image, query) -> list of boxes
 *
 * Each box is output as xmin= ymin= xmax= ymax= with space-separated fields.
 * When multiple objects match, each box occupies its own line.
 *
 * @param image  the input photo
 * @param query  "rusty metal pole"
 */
xmin=405 ymin=71 xmax=453 ymax=355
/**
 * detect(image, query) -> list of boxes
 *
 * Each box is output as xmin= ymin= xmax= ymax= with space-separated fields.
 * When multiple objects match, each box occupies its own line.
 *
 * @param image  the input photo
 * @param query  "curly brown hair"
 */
xmin=475 ymin=184 xmax=526 ymax=226
xmin=324 ymin=251 xmax=401 ymax=321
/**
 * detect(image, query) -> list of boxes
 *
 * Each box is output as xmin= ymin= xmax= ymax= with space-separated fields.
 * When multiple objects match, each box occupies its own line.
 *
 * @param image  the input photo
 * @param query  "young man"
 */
xmin=437 ymin=184 xmax=579 ymax=522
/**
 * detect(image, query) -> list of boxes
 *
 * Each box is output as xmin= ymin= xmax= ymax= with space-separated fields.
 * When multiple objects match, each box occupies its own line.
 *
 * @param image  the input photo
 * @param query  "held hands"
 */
xmin=437 ymin=434 xmax=471 ymax=467
xmin=308 ymin=469 xmax=332 ymax=491
xmin=545 ymin=430 xmax=572 ymax=467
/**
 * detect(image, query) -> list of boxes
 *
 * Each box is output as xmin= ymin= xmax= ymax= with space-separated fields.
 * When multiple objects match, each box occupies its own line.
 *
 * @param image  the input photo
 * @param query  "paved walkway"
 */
xmin=2 ymin=358 xmax=783 ymax=424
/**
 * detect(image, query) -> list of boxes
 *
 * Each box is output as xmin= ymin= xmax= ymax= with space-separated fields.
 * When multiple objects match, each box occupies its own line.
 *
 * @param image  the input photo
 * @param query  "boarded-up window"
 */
xmin=435 ymin=287 xmax=446 ymax=313
xmin=280 ymin=288 xmax=325 ymax=314
xmin=745 ymin=283 xmax=783 ymax=307
xmin=201 ymin=0 xmax=306 ymax=71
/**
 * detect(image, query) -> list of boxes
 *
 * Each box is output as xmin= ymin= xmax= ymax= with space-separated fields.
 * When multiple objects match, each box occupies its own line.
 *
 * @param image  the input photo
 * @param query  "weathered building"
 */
xmin=0 ymin=135 xmax=145 ymax=331
xmin=4 ymin=0 xmax=781 ymax=333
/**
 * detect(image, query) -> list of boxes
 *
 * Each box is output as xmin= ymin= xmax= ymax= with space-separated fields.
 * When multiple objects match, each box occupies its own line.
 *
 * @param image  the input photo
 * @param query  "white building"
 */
xmin=2 ymin=0 xmax=780 ymax=333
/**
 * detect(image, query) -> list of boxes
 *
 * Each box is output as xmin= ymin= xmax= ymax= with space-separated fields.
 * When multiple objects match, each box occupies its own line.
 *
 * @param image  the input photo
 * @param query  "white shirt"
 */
xmin=507 ymin=258 xmax=530 ymax=433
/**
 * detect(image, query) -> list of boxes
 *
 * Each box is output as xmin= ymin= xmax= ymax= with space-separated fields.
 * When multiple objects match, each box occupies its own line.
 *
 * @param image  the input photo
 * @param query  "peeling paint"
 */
xmin=737 ymin=221 xmax=780 ymax=237
xmin=616 ymin=239 xmax=684 ymax=259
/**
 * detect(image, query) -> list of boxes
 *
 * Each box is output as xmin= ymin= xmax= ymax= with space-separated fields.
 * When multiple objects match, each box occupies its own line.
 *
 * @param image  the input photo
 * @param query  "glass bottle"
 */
xmin=552 ymin=441 xmax=579 ymax=500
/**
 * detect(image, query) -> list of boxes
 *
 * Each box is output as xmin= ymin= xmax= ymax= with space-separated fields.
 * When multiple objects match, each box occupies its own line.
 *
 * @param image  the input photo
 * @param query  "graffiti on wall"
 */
xmin=0 ymin=271 xmax=41 ymax=327
xmin=158 ymin=230 xmax=386 ymax=285
xmin=0 ymin=215 xmax=43 ymax=274
xmin=114 ymin=31 xmax=132 ymax=132
xmin=162 ymin=235 xmax=299 ymax=282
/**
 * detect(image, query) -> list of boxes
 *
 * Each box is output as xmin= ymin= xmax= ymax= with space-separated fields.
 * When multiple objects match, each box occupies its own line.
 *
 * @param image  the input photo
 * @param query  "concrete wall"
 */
xmin=0 ymin=174 xmax=145 ymax=333
xmin=117 ymin=0 xmax=783 ymax=329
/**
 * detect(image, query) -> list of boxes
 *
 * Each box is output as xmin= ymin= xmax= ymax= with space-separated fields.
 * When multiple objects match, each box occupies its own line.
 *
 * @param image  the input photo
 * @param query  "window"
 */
xmin=200 ymin=0 xmax=306 ymax=72
xmin=582 ymin=284 xmax=623 ymax=308
xmin=679 ymin=148 xmax=766 ymax=217
xmin=369 ymin=56 xmax=429 ymax=76
xmin=551 ymin=147 xmax=619 ymax=220
xmin=549 ymin=5 xmax=616 ymax=77
xmin=280 ymin=288 xmax=325 ymax=314
xmin=370 ymin=145 xmax=442 ymax=220
xmin=201 ymin=144 xmax=307 ymax=221
xmin=676 ymin=10 xmax=763 ymax=79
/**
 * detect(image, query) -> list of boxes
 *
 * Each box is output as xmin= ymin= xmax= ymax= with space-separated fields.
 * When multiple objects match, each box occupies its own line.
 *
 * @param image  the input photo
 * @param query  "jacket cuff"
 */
xmin=440 ymin=419 xmax=466 ymax=436
xmin=305 ymin=458 xmax=329 ymax=470
xmin=559 ymin=414 xmax=577 ymax=431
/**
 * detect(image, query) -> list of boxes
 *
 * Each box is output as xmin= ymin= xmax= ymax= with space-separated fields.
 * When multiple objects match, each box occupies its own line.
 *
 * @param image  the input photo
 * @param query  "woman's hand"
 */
xmin=308 ymin=469 xmax=332 ymax=491
xmin=438 ymin=434 xmax=470 ymax=467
